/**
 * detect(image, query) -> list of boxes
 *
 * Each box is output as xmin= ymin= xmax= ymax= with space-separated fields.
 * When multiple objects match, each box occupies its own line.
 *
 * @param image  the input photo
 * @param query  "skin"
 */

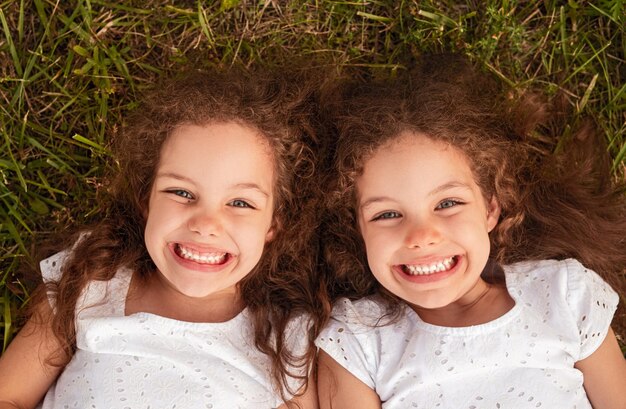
xmin=357 ymin=132 xmax=506 ymax=326
xmin=318 ymin=350 xmax=381 ymax=409
xmin=0 ymin=303 xmax=63 ymax=409
xmin=0 ymin=122 xmax=318 ymax=408
xmin=318 ymin=132 xmax=626 ymax=408
xmin=131 ymin=122 xmax=276 ymax=323
xmin=574 ymin=327 xmax=626 ymax=409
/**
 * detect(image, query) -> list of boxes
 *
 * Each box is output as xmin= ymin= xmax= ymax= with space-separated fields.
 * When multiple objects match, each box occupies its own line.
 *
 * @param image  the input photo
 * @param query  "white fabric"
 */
xmin=316 ymin=259 xmax=618 ymax=408
xmin=39 ymin=250 xmax=309 ymax=409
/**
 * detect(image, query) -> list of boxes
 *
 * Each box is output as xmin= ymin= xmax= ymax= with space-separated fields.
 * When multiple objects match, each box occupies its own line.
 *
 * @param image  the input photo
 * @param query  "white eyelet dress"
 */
xmin=38 ymin=250 xmax=309 ymax=409
xmin=316 ymin=259 xmax=618 ymax=409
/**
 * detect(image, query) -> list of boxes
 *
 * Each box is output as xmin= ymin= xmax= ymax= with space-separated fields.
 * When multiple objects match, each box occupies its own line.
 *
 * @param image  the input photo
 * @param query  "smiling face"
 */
xmin=144 ymin=122 xmax=275 ymax=300
xmin=356 ymin=132 xmax=500 ymax=313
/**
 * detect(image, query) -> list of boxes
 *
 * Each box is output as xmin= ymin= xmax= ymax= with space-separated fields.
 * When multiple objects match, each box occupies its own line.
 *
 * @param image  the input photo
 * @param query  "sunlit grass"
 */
xmin=1 ymin=0 xmax=624 ymax=351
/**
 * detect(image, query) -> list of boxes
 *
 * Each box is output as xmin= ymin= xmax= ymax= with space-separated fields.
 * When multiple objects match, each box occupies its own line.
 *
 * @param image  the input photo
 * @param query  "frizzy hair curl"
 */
xmin=322 ymin=54 xmax=626 ymax=310
xmin=32 ymin=65 xmax=327 ymax=403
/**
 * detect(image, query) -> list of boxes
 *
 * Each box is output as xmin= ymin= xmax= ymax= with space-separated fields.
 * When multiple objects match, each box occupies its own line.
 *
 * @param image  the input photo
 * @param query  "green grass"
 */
xmin=1 ymin=0 xmax=624 ymax=351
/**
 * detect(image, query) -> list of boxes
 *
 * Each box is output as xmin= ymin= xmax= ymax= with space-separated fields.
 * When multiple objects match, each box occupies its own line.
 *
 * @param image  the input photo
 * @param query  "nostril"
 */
xmin=404 ymin=226 xmax=441 ymax=248
xmin=188 ymin=214 xmax=223 ymax=236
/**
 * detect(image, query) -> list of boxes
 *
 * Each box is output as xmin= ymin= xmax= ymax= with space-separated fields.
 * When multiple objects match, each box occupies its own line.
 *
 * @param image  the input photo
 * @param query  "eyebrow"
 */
xmin=430 ymin=181 xmax=473 ymax=196
xmin=232 ymin=183 xmax=270 ymax=198
xmin=359 ymin=181 xmax=472 ymax=210
xmin=156 ymin=173 xmax=270 ymax=198
xmin=156 ymin=172 xmax=195 ymax=184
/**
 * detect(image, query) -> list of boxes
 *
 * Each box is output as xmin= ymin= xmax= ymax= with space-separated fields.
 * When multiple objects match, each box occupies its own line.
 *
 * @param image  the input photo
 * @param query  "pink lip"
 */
xmin=393 ymin=255 xmax=461 ymax=284
xmin=168 ymin=243 xmax=235 ymax=273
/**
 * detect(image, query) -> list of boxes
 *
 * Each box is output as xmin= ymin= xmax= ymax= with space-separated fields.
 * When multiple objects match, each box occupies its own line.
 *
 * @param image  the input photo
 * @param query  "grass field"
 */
xmin=1 ymin=0 xmax=624 ymax=353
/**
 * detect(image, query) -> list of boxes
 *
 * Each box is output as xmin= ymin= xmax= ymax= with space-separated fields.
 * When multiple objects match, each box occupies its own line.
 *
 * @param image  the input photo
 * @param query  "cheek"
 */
xmin=361 ymin=229 xmax=388 ymax=263
xmin=238 ymin=221 xmax=273 ymax=250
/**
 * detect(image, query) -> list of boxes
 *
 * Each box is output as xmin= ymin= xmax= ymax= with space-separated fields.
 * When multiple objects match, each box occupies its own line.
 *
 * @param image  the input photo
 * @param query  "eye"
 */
xmin=371 ymin=211 xmax=401 ymax=221
xmin=229 ymin=199 xmax=254 ymax=209
xmin=166 ymin=189 xmax=194 ymax=200
xmin=436 ymin=199 xmax=462 ymax=210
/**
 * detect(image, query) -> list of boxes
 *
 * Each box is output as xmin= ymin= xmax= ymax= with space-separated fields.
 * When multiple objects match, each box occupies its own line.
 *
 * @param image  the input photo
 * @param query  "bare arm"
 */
xmin=575 ymin=327 xmax=626 ymax=409
xmin=0 ymin=305 xmax=64 ymax=409
xmin=317 ymin=350 xmax=381 ymax=409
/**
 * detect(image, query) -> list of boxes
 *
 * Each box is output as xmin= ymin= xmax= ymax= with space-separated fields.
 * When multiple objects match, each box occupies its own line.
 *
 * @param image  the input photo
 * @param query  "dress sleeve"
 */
xmin=39 ymin=249 xmax=71 ymax=311
xmin=281 ymin=313 xmax=315 ymax=397
xmin=39 ymin=250 xmax=70 ymax=282
xmin=564 ymin=259 xmax=619 ymax=360
xmin=315 ymin=298 xmax=379 ymax=390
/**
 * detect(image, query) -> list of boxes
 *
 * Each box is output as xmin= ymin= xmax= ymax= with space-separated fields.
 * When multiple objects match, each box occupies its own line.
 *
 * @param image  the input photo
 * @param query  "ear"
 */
xmin=265 ymin=219 xmax=279 ymax=242
xmin=141 ymin=187 xmax=154 ymax=220
xmin=486 ymin=195 xmax=501 ymax=232
xmin=141 ymin=202 xmax=149 ymax=221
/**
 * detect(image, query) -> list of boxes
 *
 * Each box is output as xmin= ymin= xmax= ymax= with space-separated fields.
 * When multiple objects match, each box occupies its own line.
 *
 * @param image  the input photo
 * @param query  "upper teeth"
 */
xmin=179 ymin=245 xmax=227 ymax=264
xmin=405 ymin=256 xmax=455 ymax=275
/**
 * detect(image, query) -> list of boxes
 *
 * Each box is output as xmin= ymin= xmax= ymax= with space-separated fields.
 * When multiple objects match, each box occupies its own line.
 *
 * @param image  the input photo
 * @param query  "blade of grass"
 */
xmin=577 ymin=73 xmax=598 ymax=113
xmin=0 ymin=8 xmax=23 ymax=77
xmin=2 ymin=290 xmax=12 ymax=351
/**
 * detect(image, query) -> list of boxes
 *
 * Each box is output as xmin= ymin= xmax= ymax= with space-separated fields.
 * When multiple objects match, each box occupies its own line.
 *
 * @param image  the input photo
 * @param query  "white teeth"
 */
xmin=405 ymin=257 xmax=456 ymax=275
xmin=178 ymin=245 xmax=227 ymax=264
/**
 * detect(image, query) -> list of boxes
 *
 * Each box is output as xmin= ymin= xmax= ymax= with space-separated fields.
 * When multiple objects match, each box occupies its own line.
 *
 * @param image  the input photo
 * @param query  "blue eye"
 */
xmin=372 ymin=211 xmax=401 ymax=221
xmin=436 ymin=199 xmax=462 ymax=210
xmin=230 ymin=199 xmax=253 ymax=209
xmin=167 ymin=189 xmax=194 ymax=200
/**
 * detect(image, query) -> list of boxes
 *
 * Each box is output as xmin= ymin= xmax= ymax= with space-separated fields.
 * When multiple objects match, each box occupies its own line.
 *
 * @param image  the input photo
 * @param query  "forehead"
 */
xmin=364 ymin=131 xmax=471 ymax=169
xmin=357 ymin=131 xmax=478 ymax=197
xmin=158 ymin=122 xmax=275 ymax=188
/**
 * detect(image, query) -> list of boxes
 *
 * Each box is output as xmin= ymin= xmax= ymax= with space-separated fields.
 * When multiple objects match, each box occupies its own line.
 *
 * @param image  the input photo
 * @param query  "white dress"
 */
xmin=39 ymin=250 xmax=309 ymax=409
xmin=316 ymin=259 xmax=618 ymax=408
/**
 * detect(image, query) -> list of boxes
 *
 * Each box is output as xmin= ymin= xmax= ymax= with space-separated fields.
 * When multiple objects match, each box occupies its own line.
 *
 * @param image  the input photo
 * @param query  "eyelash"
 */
xmin=371 ymin=211 xmax=401 ymax=221
xmin=436 ymin=199 xmax=464 ymax=209
xmin=164 ymin=190 xmax=257 ymax=210
xmin=370 ymin=199 xmax=464 ymax=220
xmin=167 ymin=189 xmax=194 ymax=200
xmin=229 ymin=199 xmax=255 ymax=209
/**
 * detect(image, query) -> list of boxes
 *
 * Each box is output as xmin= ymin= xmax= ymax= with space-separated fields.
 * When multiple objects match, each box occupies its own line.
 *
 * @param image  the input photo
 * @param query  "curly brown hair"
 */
xmin=31 ymin=65 xmax=328 ymax=402
xmin=322 ymin=54 xmax=626 ymax=313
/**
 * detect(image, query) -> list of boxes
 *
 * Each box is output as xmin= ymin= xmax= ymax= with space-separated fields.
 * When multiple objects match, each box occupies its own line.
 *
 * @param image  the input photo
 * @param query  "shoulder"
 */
xmin=39 ymin=232 xmax=92 ymax=283
xmin=316 ymin=297 xmax=387 ymax=390
xmin=39 ymin=238 xmax=131 ymax=316
xmin=505 ymin=258 xmax=617 ymax=303
xmin=316 ymin=296 xmax=412 ymax=391
xmin=283 ymin=312 xmax=314 ymax=348
xmin=504 ymin=257 xmax=572 ymax=278
xmin=328 ymin=296 xmax=392 ymax=328
xmin=39 ymin=249 xmax=72 ymax=283
xmin=318 ymin=296 xmax=407 ymax=354
xmin=505 ymin=258 xmax=618 ymax=360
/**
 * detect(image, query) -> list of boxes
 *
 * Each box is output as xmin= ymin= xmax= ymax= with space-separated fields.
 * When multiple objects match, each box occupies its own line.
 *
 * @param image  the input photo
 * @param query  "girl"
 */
xmin=0 ymin=66 xmax=324 ymax=409
xmin=316 ymin=55 xmax=626 ymax=409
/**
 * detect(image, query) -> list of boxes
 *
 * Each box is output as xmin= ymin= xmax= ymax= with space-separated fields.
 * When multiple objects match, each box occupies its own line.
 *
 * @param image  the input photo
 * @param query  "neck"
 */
xmin=126 ymin=271 xmax=245 ymax=323
xmin=411 ymin=279 xmax=514 ymax=327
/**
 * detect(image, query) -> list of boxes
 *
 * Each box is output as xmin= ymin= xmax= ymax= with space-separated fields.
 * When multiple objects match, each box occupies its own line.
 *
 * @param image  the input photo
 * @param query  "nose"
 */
xmin=403 ymin=218 xmax=442 ymax=248
xmin=187 ymin=208 xmax=223 ymax=237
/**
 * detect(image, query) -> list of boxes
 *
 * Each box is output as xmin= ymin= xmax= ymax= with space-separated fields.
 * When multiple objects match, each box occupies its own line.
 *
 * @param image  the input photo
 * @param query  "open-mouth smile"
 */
xmin=400 ymin=256 xmax=458 ymax=276
xmin=173 ymin=243 xmax=231 ymax=265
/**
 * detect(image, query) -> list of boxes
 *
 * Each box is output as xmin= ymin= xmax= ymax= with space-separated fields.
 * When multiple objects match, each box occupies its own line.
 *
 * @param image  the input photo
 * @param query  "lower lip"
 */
xmin=393 ymin=257 xmax=461 ymax=284
xmin=168 ymin=245 xmax=234 ymax=273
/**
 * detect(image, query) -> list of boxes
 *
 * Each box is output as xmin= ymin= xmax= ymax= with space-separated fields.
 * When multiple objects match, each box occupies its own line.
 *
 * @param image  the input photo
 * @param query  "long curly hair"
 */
xmin=31 ymin=65 xmax=328 ymax=402
xmin=322 ymin=54 xmax=626 ymax=313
